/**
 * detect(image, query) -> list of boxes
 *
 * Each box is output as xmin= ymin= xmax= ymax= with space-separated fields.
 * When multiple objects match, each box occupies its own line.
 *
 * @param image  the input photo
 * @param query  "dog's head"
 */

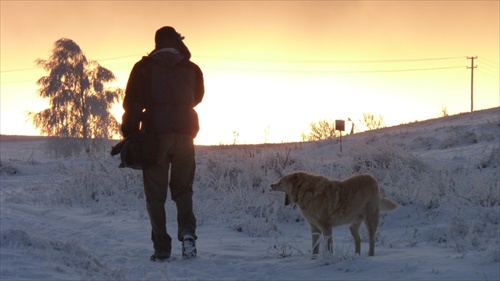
xmin=271 ymin=172 xmax=306 ymax=205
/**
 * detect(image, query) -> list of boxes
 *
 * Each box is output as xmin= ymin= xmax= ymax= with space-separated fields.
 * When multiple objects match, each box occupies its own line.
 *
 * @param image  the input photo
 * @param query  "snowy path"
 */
xmin=1 ymin=200 xmax=497 ymax=280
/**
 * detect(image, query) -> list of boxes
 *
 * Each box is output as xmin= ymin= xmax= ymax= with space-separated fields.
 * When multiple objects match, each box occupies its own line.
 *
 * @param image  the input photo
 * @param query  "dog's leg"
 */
xmin=349 ymin=222 xmax=362 ymax=254
xmin=323 ymin=228 xmax=333 ymax=253
xmin=364 ymin=212 xmax=379 ymax=256
xmin=310 ymin=224 xmax=321 ymax=256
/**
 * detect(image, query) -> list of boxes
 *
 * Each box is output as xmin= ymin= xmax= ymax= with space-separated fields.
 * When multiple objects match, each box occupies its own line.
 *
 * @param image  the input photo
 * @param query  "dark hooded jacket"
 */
xmin=121 ymin=48 xmax=204 ymax=138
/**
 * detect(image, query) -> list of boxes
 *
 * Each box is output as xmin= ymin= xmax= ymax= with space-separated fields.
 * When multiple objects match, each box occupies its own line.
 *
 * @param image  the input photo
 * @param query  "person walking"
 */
xmin=121 ymin=26 xmax=204 ymax=261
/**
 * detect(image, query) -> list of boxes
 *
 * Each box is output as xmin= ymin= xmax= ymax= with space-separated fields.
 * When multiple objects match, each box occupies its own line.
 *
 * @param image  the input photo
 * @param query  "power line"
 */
xmin=478 ymin=57 xmax=499 ymax=66
xmin=0 ymin=67 xmax=39 ymax=73
xmin=96 ymin=53 xmax=146 ymax=61
xmin=0 ymin=54 xmax=144 ymax=74
xmin=0 ymin=55 xmax=468 ymax=74
xmin=0 ymin=65 xmax=465 ymax=86
xmin=0 ymin=65 xmax=467 ymax=87
xmin=477 ymin=69 xmax=500 ymax=79
xmin=197 ymin=55 xmax=465 ymax=64
xmin=477 ymin=58 xmax=499 ymax=73
xmin=1 ymin=79 xmax=38 ymax=86
xmin=204 ymin=65 xmax=465 ymax=74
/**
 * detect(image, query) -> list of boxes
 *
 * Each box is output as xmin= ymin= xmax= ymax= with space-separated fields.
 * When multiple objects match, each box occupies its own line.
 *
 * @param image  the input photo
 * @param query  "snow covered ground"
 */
xmin=1 ymin=107 xmax=499 ymax=280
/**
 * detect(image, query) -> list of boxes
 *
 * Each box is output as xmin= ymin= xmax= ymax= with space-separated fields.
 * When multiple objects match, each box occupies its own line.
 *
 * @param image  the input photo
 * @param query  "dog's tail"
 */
xmin=380 ymin=197 xmax=400 ymax=212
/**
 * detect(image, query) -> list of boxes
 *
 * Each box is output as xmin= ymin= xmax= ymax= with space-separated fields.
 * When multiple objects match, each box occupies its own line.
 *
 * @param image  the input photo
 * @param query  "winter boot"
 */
xmin=182 ymin=234 xmax=197 ymax=259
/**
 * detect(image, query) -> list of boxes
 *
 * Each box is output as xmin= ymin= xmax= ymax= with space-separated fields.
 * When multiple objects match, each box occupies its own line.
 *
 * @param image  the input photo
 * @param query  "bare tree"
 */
xmin=360 ymin=112 xmax=385 ymax=130
xmin=27 ymin=38 xmax=123 ymax=155
xmin=301 ymin=119 xmax=339 ymax=141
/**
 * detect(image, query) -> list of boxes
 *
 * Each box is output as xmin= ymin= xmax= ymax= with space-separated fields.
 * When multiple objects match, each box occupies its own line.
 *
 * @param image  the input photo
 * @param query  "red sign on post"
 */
xmin=335 ymin=120 xmax=345 ymax=131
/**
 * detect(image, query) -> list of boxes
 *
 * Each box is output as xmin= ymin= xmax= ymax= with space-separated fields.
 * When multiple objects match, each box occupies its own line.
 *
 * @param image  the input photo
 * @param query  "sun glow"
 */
xmin=1 ymin=1 xmax=498 ymax=145
xmin=192 ymin=53 xmax=490 ymax=145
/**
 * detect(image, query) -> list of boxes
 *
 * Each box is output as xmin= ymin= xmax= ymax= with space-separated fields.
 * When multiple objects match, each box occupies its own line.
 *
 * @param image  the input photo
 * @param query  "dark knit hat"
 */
xmin=155 ymin=26 xmax=184 ymax=46
xmin=153 ymin=26 xmax=191 ymax=59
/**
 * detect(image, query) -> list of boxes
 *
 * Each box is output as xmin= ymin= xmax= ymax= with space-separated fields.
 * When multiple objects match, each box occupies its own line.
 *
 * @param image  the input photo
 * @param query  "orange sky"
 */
xmin=1 ymin=1 xmax=499 ymax=145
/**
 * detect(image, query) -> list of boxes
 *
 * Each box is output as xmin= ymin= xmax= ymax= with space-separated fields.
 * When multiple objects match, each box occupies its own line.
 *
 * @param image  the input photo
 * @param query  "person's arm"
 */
xmin=192 ymin=63 xmax=204 ymax=107
xmin=121 ymin=62 xmax=146 ymax=137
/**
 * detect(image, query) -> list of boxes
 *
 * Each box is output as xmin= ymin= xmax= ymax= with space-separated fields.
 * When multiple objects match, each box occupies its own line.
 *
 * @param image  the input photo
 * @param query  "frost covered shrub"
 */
xmin=0 ymin=160 xmax=18 ymax=175
xmin=438 ymin=127 xmax=478 ymax=149
xmin=197 ymin=145 xmax=300 ymax=190
xmin=351 ymin=142 xmax=425 ymax=178
xmin=193 ymin=145 xmax=304 ymax=236
xmin=266 ymin=236 xmax=305 ymax=258
xmin=434 ymin=166 xmax=500 ymax=208
xmin=348 ymin=142 xmax=429 ymax=205
xmin=48 ymin=156 xmax=144 ymax=211
xmin=44 ymin=137 xmax=111 ymax=158
xmin=441 ymin=207 xmax=499 ymax=253
xmin=343 ymin=134 xmax=499 ymax=255
xmin=344 ymin=140 xmax=500 ymax=209
xmin=45 ymin=137 xmax=84 ymax=157
xmin=479 ymin=145 xmax=499 ymax=169
xmin=193 ymin=178 xmax=283 ymax=236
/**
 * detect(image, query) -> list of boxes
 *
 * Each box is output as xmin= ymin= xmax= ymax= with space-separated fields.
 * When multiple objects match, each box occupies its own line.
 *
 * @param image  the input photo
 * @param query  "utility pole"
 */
xmin=467 ymin=56 xmax=478 ymax=112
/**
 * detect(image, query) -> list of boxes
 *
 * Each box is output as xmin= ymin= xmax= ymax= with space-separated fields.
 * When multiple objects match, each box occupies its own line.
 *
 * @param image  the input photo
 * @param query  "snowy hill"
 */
xmin=1 ymin=107 xmax=499 ymax=280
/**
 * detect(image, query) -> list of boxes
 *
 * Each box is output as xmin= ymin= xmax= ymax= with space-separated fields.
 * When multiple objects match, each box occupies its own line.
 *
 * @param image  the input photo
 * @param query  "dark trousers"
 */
xmin=143 ymin=133 xmax=197 ymax=255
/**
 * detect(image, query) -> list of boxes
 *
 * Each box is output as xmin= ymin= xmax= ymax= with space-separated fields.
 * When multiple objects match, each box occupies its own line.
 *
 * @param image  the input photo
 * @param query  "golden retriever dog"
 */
xmin=271 ymin=171 xmax=399 ymax=257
